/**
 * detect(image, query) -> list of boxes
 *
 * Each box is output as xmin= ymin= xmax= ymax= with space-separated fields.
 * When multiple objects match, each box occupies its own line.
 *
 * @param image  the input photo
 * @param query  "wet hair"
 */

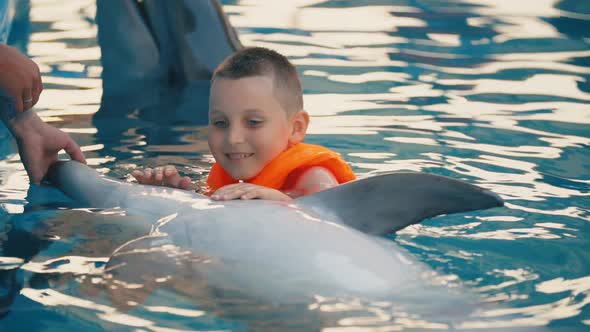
xmin=212 ymin=47 xmax=304 ymax=115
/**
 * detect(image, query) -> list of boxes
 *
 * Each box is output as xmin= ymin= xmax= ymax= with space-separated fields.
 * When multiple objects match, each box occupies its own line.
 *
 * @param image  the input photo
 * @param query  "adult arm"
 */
xmin=0 ymin=43 xmax=86 ymax=184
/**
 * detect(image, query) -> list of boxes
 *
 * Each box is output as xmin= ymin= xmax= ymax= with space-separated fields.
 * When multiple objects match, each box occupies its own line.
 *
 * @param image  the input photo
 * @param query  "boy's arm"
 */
xmin=210 ymin=167 xmax=339 ymax=201
xmin=286 ymin=166 xmax=339 ymax=198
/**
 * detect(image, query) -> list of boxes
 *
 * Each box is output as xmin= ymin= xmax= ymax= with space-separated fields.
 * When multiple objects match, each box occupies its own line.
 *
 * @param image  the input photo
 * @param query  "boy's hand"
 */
xmin=131 ymin=166 xmax=193 ymax=190
xmin=211 ymin=183 xmax=291 ymax=201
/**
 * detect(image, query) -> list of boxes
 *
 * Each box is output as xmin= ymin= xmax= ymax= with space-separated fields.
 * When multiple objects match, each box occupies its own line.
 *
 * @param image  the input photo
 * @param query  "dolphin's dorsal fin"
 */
xmin=294 ymin=172 xmax=503 ymax=235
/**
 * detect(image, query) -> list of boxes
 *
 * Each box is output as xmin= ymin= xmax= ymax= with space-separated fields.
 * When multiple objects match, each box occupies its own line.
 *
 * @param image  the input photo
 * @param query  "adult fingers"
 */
xmin=22 ymin=87 xmax=33 ymax=111
xmin=28 ymin=167 xmax=44 ymax=185
xmin=62 ymin=138 xmax=87 ymax=164
xmin=29 ymin=60 xmax=42 ymax=107
xmin=13 ymin=88 xmax=24 ymax=113
xmin=39 ymin=72 xmax=44 ymax=93
xmin=32 ymin=72 xmax=42 ymax=107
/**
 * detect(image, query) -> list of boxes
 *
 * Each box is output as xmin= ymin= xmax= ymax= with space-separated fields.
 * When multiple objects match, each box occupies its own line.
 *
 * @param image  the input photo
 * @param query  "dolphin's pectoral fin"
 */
xmin=295 ymin=172 xmax=503 ymax=235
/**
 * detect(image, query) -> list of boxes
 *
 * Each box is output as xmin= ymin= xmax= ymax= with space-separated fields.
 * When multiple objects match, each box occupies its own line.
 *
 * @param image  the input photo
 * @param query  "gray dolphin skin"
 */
xmin=46 ymin=161 xmax=512 ymax=330
xmin=96 ymin=0 xmax=241 ymax=104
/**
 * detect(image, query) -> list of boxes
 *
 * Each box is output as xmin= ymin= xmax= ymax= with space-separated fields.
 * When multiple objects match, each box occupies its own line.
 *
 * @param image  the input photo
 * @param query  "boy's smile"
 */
xmin=208 ymin=75 xmax=296 ymax=180
xmin=226 ymin=153 xmax=254 ymax=160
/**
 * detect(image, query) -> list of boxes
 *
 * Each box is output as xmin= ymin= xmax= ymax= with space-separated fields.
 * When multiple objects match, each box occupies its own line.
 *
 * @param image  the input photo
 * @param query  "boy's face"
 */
xmin=208 ymin=75 xmax=297 ymax=180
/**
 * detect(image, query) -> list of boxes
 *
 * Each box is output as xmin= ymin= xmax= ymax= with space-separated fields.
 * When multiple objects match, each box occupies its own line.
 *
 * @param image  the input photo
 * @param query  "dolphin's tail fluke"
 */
xmin=295 ymin=172 xmax=504 ymax=235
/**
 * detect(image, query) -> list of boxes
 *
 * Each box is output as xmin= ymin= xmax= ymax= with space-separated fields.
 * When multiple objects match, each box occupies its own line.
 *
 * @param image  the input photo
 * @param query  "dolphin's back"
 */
xmin=47 ymin=161 xmax=208 ymax=216
xmin=48 ymin=161 xmax=503 ymax=233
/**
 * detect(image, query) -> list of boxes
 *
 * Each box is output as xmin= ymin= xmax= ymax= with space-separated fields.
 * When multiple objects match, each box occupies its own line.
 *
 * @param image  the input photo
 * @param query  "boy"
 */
xmin=132 ymin=47 xmax=355 ymax=201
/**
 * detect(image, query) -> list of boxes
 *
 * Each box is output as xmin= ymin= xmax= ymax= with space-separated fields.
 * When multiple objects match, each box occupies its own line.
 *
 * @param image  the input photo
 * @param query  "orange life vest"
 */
xmin=206 ymin=142 xmax=356 ymax=194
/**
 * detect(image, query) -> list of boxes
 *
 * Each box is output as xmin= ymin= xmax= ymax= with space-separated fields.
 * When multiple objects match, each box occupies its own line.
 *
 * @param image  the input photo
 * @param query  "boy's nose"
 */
xmin=226 ymin=126 xmax=245 ymax=144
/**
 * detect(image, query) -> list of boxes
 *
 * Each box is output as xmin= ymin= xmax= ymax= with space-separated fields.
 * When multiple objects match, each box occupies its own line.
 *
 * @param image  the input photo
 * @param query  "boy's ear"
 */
xmin=288 ymin=111 xmax=309 ymax=145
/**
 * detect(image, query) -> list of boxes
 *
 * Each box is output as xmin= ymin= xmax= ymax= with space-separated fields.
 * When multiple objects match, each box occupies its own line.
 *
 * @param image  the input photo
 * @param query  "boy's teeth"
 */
xmin=228 ymin=153 xmax=251 ymax=159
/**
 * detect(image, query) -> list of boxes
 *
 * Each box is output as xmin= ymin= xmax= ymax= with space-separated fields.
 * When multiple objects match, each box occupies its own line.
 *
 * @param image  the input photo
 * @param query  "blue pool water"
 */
xmin=1 ymin=0 xmax=589 ymax=331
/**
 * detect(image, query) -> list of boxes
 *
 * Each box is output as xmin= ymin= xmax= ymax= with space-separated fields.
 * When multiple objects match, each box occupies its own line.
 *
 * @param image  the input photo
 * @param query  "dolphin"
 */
xmin=43 ymin=160 xmax=511 ymax=330
xmin=95 ymin=0 xmax=241 ymax=112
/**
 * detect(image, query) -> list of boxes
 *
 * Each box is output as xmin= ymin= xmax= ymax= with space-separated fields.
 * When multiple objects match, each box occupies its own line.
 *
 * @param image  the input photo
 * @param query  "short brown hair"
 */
xmin=212 ymin=47 xmax=303 ymax=115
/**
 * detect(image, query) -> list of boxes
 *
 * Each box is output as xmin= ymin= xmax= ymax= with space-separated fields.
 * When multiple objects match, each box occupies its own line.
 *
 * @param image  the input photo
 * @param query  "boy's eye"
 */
xmin=212 ymin=120 xmax=228 ymax=128
xmin=247 ymin=119 xmax=263 ymax=127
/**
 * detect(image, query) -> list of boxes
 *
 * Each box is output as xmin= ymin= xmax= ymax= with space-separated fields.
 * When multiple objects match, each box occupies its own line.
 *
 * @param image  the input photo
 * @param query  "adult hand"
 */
xmin=0 ymin=43 xmax=43 ymax=112
xmin=211 ymin=183 xmax=292 ymax=201
xmin=9 ymin=111 xmax=86 ymax=184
